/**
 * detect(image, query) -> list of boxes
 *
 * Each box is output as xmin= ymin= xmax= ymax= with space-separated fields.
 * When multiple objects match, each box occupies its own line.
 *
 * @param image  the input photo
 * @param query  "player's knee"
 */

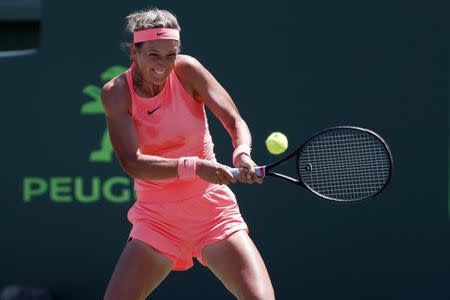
xmin=238 ymin=284 xmax=275 ymax=300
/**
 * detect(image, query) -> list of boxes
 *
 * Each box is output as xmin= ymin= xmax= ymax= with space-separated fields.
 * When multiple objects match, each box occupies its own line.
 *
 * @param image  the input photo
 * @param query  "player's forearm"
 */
xmin=229 ymin=118 xmax=252 ymax=148
xmin=121 ymin=154 xmax=179 ymax=180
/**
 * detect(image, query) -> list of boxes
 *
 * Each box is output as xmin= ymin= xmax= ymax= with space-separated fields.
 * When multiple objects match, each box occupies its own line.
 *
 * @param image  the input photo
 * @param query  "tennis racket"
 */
xmin=230 ymin=126 xmax=393 ymax=202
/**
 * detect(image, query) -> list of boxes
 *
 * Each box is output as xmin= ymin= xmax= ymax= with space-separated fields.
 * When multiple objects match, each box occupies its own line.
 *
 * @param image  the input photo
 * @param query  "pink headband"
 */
xmin=133 ymin=28 xmax=180 ymax=43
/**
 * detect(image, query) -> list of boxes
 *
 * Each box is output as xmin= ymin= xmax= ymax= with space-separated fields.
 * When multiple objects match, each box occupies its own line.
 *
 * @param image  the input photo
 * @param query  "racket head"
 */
xmin=297 ymin=126 xmax=393 ymax=202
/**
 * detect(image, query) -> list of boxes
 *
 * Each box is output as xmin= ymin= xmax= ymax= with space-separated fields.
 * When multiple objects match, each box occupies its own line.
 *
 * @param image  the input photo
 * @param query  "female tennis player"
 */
xmin=102 ymin=8 xmax=275 ymax=300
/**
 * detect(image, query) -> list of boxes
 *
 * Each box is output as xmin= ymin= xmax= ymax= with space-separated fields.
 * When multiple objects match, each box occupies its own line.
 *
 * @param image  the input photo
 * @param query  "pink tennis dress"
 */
xmin=124 ymin=65 xmax=248 ymax=270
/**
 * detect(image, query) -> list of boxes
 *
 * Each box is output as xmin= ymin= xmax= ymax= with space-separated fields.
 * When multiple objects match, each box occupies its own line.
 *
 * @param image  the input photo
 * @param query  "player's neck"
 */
xmin=132 ymin=68 xmax=164 ymax=97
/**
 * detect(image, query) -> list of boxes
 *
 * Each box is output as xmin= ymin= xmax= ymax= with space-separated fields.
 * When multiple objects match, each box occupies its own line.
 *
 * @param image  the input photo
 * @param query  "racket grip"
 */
xmin=230 ymin=166 xmax=265 ymax=178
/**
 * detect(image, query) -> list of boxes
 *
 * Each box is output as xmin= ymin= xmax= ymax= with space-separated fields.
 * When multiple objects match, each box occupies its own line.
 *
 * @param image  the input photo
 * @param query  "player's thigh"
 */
xmin=202 ymin=231 xmax=275 ymax=300
xmin=104 ymin=239 xmax=173 ymax=300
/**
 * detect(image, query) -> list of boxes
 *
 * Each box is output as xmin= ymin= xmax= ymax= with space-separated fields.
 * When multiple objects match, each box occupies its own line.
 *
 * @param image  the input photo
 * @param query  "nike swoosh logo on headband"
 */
xmin=156 ymin=32 xmax=165 ymax=36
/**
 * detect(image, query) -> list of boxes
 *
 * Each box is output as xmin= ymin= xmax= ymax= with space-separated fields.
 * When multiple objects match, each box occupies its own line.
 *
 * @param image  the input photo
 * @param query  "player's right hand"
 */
xmin=196 ymin=159 xmax=237 ymax=185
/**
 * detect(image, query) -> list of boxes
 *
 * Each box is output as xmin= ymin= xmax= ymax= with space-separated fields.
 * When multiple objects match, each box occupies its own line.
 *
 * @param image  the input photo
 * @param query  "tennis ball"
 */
xmin=265 ymin=132 xmax=288 ymax=155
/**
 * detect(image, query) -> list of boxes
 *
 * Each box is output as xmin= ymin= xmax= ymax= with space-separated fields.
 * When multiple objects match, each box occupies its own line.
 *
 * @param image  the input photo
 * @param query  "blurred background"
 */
xmin=0 ymin=0 xmax=449 ymax=299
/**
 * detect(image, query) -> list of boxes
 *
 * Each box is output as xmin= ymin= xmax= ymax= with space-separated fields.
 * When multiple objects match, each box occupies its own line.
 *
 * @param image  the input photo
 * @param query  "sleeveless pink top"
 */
xmin=125 ymin=65 xmax=217 ymax=200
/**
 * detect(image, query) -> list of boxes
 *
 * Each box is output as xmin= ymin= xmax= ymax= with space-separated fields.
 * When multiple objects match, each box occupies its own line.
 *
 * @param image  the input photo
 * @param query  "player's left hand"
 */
xmin=235 ymin=154 xmax=263 ymax=184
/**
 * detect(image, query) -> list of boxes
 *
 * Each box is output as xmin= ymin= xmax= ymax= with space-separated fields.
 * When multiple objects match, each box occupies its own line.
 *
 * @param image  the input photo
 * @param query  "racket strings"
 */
xmin=298 ymin=129 xmax=391 ymax=201
xmin=310 ymin=134 xmax=387 ymax=199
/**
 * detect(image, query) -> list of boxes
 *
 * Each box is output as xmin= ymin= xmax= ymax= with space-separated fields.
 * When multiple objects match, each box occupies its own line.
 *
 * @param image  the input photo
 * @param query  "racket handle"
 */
xmin=230 ymin=166 xmax=265 ymax=178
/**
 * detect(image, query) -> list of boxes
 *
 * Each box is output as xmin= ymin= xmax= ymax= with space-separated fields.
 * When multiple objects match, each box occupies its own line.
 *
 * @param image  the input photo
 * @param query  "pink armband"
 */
xmin=177 ymin=156 xmax=198 ymax=179
xmin=233 ymin=144 xmax=251 ymax=167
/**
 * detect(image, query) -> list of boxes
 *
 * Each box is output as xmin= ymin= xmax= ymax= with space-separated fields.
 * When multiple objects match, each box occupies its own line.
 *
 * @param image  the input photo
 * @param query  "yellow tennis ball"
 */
xmin=265 ymin=132 xmax=288 ymax=155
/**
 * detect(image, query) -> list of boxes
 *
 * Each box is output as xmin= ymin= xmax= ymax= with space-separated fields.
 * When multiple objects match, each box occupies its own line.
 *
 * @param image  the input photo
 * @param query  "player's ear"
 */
xmin=131 ymin=44 xmax=138 ymax=61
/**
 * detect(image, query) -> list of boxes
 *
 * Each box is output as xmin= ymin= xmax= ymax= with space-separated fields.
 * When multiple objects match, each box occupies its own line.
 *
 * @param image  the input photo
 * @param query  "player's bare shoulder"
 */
xmin=175 ymin=54 xmax=202 ymax=78
xmin=175 ymin=55 xmax=206 ymax=101
xmin=175 ymin=54 xmax=201 ymax=69
xmin=101 ymin=73 xmax=131 ymax=116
